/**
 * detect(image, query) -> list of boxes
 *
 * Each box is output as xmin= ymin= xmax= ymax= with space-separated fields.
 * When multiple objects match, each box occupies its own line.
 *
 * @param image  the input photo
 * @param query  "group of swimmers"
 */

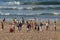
xmin=0 ymin=18 xmax=57 ymax=33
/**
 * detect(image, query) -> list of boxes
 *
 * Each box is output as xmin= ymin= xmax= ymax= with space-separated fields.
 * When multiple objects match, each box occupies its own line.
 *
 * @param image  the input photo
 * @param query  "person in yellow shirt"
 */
xmin=30 ymin=20 xmax=33 ymax=29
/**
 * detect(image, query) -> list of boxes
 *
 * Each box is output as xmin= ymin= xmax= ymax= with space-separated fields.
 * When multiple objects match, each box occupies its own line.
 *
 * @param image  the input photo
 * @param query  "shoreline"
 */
xmin=0 ymin=18 xmax=59 ymax=22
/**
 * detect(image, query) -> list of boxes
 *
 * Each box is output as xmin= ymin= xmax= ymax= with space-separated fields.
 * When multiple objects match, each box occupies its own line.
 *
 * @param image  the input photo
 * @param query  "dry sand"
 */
xmin=0 ymin=21 xmax=60 ymax=40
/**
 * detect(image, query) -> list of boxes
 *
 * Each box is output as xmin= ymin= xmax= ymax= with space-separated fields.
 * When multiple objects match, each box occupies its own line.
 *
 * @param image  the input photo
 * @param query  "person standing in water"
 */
xmin=54 ymin=21 xmax=56 ymax=31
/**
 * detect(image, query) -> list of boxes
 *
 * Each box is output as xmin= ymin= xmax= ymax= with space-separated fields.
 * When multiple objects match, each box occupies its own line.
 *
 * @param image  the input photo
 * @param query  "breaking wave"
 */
xmin=39 ymin=13 xmax=60 ymax=15
xmin=0 ymin=7 xmax=60 ymax=10
xmin=6 ymin=1 xmax=20 ymax=5
xmin=0 ymin=11 xmax=59 ymax=16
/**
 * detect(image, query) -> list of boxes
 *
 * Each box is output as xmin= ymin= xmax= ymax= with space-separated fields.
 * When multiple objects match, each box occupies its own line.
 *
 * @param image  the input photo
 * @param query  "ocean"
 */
xmin=0 ymin=1 xmax=60 ymax=22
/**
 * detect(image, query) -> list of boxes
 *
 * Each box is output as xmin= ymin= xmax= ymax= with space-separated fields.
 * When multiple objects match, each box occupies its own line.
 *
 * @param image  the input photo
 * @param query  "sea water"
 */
xmin=0 ymin=1 xmax=60 ymax=22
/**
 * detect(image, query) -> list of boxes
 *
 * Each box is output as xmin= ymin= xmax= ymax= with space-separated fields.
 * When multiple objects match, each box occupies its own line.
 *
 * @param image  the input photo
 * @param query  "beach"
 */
xmin=0 ymin=0 xmax=60 ymax=40
xmin=0 ymin=21 xmax=60 ymax=40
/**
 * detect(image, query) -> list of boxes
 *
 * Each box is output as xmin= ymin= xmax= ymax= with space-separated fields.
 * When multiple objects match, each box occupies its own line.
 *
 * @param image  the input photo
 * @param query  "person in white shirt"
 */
xmin=46 ymin=22 xmax=49 ymax=30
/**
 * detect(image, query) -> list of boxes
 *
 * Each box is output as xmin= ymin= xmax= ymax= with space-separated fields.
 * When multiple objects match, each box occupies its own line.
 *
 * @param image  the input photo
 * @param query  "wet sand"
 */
xmin=0 ymin=21 xmax=60 ymax=40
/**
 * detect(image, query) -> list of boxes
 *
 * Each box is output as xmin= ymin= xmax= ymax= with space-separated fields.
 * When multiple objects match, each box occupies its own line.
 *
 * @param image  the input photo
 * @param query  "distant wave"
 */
xmin=0 ymin=11 xmax=59 ymax=16
xmin=0 ymin=6 xmax=60 ymax=10
xmin=0 ymin=1 xmax=21 ymax=5
xmin=6 ymin=2 xmax=60 ymax=5
xmin=7 ymin=1 xmax=60 ymax=5
xmin=0 ymin=12 xmax=10 ymax=15
xmin=6 ymin=1 xmax=20 ymax=5
xmin=39 ymin=13 xmax=60 ymax=15
xmin=20 ymin=2 xmax=60 ymax=5
xmin=0 ymin=1 xmax=60 ymax=5
xmin=0 ymin=6 xmax=23 ymax=10
xmin=26 ymin=13 xmax=60 ymax=16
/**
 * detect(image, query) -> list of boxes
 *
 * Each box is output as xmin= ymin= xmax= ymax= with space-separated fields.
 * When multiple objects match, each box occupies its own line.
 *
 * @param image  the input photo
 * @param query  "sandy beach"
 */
xmin=0 ymin=21 xmax=60 ymax=40
xmin=0 ymin=0 xmax=60 ymax=40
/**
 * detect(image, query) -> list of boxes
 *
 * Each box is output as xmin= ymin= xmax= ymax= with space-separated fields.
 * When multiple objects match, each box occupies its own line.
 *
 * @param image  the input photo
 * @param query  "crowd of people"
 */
xmin=0 ymin=18 xmax=57 ymax=33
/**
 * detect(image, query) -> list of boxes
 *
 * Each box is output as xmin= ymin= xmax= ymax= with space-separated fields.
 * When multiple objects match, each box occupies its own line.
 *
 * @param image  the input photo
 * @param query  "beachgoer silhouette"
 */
xmin=46 ymin=22 xmax=49 ymax=31
xmin=54 ymin=21 xmax=56 ymax=31
xmin=9 ymin=28 xmax=14 ymax=32
xmin=1 ymin=22 xmax=4 ymax=30
xmin=30 ymin=20 xmax=33 ymax=29
xmin=37 ymin=25 xmax=39 ymax=32
xmin=12 ymin=18 xmax=17 ymax=32
xmin=2 ymin=18 xmax=5 ymax=22
xmin=40 ymin=22 xmax=43 ymax=31
xmin=34 ymin=22 xmax=37 ymax=30
xmin=22 ymin=17 xmax=24 ymax=24
xmin=26 ymin=21 xmax=30 ymax=32
xmin=17 ymin=21 xmax=22 ymax=31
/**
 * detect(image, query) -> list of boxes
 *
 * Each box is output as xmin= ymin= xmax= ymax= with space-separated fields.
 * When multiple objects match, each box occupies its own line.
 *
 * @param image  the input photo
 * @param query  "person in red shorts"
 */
xmin=9 ymin=28 xmax=14 ymax=32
